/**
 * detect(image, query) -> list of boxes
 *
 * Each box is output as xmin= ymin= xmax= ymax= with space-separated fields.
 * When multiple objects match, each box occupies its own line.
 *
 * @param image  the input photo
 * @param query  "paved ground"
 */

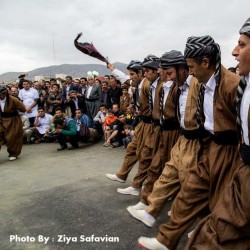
xmin=0 ymin=141 xmax=189 ymax=250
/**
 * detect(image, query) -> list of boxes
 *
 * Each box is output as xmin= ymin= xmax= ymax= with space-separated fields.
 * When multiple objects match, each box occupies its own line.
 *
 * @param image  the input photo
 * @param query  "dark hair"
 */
xmin=107 ymin=109 xmax=114 ymax=114
xmin=55 ymin=107 xmax=63 ymax=112
xmin=124 ymin=124 xmax=131 ymax=130
xmin=50 ymin=78 xmax=57 ymax=82
xmin=104 ymin=75 xmax=110 ymax=79
xmin=52 ymin=83 xmax=60 ymax=89
xmin=66 ymin=76 xmax=72 ymax=80
xmin=38 ymin=106 xmax=45 ymax=111
xmin=100 ymin=104 xmax=107 ymax=108
xmin=118 ymin=112 xmax=125 ymax=117
xmin=80 ymin=77 xmax=87 ymax=81
xmin=75 ymin=108 xmax=82 ymax=113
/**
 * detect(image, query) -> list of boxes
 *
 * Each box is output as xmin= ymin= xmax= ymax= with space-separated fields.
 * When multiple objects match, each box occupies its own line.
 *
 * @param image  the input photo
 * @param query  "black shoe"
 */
xmin=112 ymin=142 xmax=121 ymax=148
xmin=57 ymin=146 xmax=68 ymax=151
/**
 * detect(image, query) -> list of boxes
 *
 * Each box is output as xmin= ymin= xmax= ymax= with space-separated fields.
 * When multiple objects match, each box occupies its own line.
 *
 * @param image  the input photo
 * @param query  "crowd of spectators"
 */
xmin=3 ymin=66 xmax=141 ymax=150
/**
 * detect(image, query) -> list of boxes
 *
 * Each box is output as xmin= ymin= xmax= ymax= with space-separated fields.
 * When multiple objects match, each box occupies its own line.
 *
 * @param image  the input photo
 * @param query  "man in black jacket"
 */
xmin=65 ymin=90 xmax=86 ymax=118
xmin=107 ymin=78 xmax=122 ymax=108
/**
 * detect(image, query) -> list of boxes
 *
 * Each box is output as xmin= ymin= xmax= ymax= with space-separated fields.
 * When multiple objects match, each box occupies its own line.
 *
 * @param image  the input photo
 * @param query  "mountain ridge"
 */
xmin=0 ymin=62 xmax=128 ymax=83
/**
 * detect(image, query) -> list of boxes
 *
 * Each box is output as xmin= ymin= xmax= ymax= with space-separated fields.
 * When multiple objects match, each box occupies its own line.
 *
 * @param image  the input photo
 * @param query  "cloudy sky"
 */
xmin=0 ymin=0 xmax=249 ymax=75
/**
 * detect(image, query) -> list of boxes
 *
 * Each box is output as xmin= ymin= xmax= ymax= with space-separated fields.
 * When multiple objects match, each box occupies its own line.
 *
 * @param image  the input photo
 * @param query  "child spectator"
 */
xmin=103 ymin=109 xmax=117 ymax=146
xmin=93 ymin=104 xmax=107 ymax=136
xmin=125 ymin=106 xmax=135 ymax=125
xmin=122 ymin=124 xmax=133 ymax=148
xmin=120 ymin=86 xmax=133 ymax=113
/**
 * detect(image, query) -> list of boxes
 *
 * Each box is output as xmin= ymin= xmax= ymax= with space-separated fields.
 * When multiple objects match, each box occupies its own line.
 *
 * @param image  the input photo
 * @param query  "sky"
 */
xmin=0 ymin=0 xmax=250 ymax=75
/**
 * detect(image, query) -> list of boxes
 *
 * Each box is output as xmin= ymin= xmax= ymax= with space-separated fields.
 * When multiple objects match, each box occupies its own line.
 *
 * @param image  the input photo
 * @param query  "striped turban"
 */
xmin=240 ymin=17 xmax=250 ymax=38
xmin=159 ymin=50 xmax=186 ymax=70
xmin=127 ymin=60 xmax=143 ymax=71
xmin=142 ymin=54 xmax=159 ymax=70
xmin=184 ymin=35 xmax=221 ymax=84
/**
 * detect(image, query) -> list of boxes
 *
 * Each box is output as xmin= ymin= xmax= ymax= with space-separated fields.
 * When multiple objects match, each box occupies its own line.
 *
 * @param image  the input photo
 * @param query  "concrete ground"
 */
xmin=0 ymin=141 xmax=190 ymax=250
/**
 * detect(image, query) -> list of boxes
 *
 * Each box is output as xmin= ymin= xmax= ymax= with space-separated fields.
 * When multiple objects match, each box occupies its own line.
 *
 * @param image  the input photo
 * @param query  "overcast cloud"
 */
xmin=0 ymin=0 xmax=249 ymax=74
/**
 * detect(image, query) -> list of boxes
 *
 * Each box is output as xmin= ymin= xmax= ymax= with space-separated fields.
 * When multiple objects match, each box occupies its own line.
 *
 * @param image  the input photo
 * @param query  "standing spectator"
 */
xmin=10 ymin=87 xmax=19 ymax=98
xmin=80 ymin=77 xmax=87 ymax=95
xmin=107 ymin=78 xmax=122 ymax=108
xmin=66 ymin=90 xmax=86 ymax=118
xmin=85 ymin=74 xmax=102 ymax=119
xmin=120 ymin=86 xmax=133 ymax=113
xmin=47 ymin=83 xmax=64 ymax=115
xmin=18 ymin=79 xmax=39 ymax=127
xmin=101 ymin=81 xmax=109 ymax=106
xmin=0 ymin=86 xmax=26 ymax=161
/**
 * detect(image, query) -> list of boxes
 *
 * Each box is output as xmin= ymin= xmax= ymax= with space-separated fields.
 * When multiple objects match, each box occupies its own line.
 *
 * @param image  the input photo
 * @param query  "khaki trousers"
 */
xmin=156 ymin=138 xmax=241 ymax=250
xmin=116 ymin=121 xmax=153 ymax=184
xmin=146 ymin=135 xmax=199 ymax=217
xmin=185 ymin=163 xmax=250 ymax=250
xmin=140 ymin=129 xmax=180 ymax=205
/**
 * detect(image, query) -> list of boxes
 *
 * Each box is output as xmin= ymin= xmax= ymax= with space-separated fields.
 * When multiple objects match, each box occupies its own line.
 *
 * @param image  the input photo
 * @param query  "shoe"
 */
xmin=104 ymin=142 xmax=111 ymax=147
xmin=168 ymin=210 xmax=171 ymax=217
xmin=106 ymin=174 xmax=125 ymax=183
xmin=9 ymin=156 xmax=17 ymax=161
xmin=117 ymin=186 xmax=140 ymax=196
xmin=112 ymin=142 xmax=121 ymax=148
xmin=57 ymin=146 xmax=68 ymax=151
xmin=138 ymin=237 xmax=169 ymax=250
xmin=129 ymin=201 xmax=148 ymax=210
xmin=127 ymin=208 xmax=155 ymax=227
xmin=34 ymin=139 xmax=41 ymax=144
xmin=188 ymin=230 xmax=194 ymax=239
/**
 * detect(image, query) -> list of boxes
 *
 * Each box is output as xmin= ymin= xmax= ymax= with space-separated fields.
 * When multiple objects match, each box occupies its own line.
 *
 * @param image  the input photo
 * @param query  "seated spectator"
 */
xmin=120 ymin=86 xmax=133 ymax=113
xmin=31 ymin=107 xmax=53 ymax=143
xmin=105 ymin=112 xmax=127 ymax=148
xmin=112 ymin=103 xmax=120 ymax=117
xmin=74 ymin=109 xmax=100 ymax=143
xmin=103 ymin=109 xmax=117 ymax=146
xmin=93 ymin=104 xmax=107 ymax=135
xmin=20 ymin=114 xmax=33 ymax=143
xmin=51 ymin=108 xmax=78 ymax=150
xmin=122 ymin=124 xmax=133 ymax=148
xmin=125 ymin=106 xmax=135 ymax=125
xmin=66 ymin=90 xmax=86 ymax=118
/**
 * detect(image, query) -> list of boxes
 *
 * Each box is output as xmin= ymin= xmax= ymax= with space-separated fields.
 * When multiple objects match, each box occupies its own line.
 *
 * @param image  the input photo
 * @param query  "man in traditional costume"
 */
xmin=186 ymin=17 xmax=250 ymax=250
xmin=0 ymin=86 xmax=26 ymax=161
xmin=139 ymin=35 xmax=241 ymax=250
xmin=127 ymin=51 xmax=184 ymax=215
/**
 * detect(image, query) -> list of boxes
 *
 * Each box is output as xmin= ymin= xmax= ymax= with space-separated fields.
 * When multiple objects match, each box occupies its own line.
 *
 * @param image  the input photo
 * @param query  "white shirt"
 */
xmin=86 ymin=86 xmax=93 ymax=99
xmin=163 ymin=80 xmax=174 ymax=118
xmin=0 ymin=97 xmax=6 ymax=111
xmin=36 ymin=113 xmax=53 ymax=134
xmin=179 ymin=75 xmax=192 ymax=129
xmin=112 ymin=69 xmax=129 ymax=84
xmin=151 ymin=77 xmax=160 ymax=105
xmin=203 ymin=74 xmax=216 ymax=134
xmin=241 ymin=73 xmax=250 ymax=145
xmin=18 ymin=88 xmax=39 ymax=118
xmin=73 ymin=99 xmax=79 ymax=109
xmin=138 ymin=78 xmax=146 ymax=97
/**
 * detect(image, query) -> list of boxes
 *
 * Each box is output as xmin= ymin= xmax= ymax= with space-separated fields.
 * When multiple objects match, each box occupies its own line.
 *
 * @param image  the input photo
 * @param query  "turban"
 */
xmin=184 ymin=35 xmax=221 ymax=84
xmin=240 ymin=17 xmax=250 ymax=38
xmin=127 ymin=60 xmax=143 ymax=71
xmin=159 ymin=50 xmax=186 ymax=70
xmin=0 ymin=86 xmax=7 ymax=93
xmin=142 ymin=54 xmax=159 ymax=70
